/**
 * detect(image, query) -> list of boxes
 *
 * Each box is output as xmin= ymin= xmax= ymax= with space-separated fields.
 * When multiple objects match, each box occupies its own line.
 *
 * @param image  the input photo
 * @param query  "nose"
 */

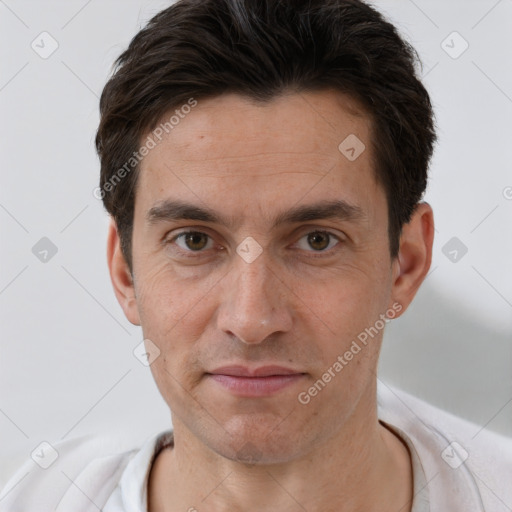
xmin=216 ymin=251 xmax=293 ymax=345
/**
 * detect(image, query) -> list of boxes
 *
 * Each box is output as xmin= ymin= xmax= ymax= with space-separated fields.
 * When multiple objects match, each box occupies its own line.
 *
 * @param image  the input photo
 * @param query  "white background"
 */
xmin=1 ymin=0 xmax=511 ymax=490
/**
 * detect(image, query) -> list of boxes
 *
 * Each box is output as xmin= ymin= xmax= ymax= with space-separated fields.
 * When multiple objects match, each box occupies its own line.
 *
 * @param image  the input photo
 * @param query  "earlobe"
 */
xmin=106 ymin=219 xmax=141 ymax=326
xmin=390 ymin=202 xmax=434 ymax=316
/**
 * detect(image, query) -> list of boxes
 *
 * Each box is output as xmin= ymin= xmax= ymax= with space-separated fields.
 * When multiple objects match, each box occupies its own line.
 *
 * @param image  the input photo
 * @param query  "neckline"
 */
xmin=379 ymin=419 xmax=430 ymax=511
xmin=139 ymin=424 xmax=427 ymax=512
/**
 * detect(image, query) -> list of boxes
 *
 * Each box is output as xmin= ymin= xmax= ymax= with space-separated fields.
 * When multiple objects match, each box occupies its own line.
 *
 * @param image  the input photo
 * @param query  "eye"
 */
xmin=296 ymin=230 xmax=340 ymax=252
xmin=172 ymin=231 xmax=213 ymax=252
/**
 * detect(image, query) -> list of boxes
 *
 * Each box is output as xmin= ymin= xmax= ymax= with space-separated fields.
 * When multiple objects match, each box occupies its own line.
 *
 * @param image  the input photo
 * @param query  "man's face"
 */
xmin=127 ymin=91 xmax=401 ymax=463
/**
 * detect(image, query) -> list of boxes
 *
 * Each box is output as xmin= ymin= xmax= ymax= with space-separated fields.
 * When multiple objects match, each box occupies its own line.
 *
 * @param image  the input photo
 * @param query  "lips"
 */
xmin=208 ymin=365 xmax=302 ymax=377
xmin=206 ymin=365 xmax=306 ymax=397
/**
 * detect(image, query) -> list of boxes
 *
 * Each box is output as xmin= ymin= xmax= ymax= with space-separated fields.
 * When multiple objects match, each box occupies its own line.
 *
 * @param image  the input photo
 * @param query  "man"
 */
xmin=1 ymin=0 xmax=511 ymax=511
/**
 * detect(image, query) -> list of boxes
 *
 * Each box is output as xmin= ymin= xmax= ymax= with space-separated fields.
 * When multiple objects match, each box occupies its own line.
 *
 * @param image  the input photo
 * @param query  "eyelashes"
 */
xmin=166 ymin=229 xmax=343 ymax=259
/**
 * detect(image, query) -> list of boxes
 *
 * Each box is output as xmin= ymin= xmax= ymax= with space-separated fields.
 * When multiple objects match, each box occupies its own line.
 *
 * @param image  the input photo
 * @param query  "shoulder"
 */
xmin=379 ymin=382 xmax=512 ymax=456
xmin=0 ymin=433 xmax=142 ymax=512
xmin=378 ymin=381 xmax=512 ymax=510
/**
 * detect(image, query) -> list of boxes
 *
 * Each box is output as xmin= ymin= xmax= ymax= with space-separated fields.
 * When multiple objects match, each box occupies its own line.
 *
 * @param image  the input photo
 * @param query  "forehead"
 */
xmin=146 ymin=90 xmax=370 ymax=161
xmin=135 ymin=90 xmax=382 ymax=223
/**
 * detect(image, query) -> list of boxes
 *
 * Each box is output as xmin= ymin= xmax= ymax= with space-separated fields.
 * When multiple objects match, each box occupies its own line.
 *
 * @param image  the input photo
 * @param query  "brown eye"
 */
xmin=175 ymin=231 xmax=212 ymax=251
xmin=307 ymin=231 xmax=330 ymax=251
xmin=295 ymin=230 xmax=340 ymax=253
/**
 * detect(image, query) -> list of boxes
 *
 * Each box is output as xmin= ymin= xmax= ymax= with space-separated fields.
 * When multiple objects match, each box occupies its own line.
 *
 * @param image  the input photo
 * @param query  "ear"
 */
xmin=390 ymin=202 xmax=434 ymax=316
xmin=107 ymin=218 xmax=141 ymax=326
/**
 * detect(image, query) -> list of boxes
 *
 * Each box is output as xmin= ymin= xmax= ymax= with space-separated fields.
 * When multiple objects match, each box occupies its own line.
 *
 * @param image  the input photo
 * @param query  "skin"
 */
xmin=107 ymin=90 xmax=434 ymax=512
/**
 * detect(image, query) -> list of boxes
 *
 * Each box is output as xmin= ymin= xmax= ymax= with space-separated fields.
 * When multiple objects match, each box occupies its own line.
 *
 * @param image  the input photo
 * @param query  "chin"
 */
xmin=208 ymin=416 xmax=311 ymax=466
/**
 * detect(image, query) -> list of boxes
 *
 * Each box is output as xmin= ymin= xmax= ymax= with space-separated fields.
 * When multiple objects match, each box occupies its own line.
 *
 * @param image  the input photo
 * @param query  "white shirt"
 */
xmin=1 ymin=381 xmax=511 ymax=511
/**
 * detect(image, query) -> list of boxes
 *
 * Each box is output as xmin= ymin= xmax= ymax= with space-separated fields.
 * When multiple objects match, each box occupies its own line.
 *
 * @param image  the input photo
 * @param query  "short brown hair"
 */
xmin=96 ymin=0 xmax=436 ymax=270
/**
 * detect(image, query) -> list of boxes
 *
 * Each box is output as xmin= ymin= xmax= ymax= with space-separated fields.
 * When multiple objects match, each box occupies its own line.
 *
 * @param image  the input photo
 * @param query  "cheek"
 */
xmin=133 ymin=261 xmax=217 ymax=382
xmin=134 ymin=258 xmax=208 ymax=331
xmin=291 ymin=263 xmax=393 ymax=393
xmin=295 ymin=261 xmax=390 ymax=330
xmin=148 ymin=354 xmax=204 ymax=421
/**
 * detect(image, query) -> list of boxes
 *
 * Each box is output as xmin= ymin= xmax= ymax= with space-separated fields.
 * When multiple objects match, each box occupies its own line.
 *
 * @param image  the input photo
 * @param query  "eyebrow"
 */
xmin=146 ymin=198 xmax=365 ymax=228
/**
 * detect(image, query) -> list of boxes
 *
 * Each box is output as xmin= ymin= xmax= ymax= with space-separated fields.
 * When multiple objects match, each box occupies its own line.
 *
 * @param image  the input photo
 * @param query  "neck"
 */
xmin=148 ymin=381 xmax=413 ymax=512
